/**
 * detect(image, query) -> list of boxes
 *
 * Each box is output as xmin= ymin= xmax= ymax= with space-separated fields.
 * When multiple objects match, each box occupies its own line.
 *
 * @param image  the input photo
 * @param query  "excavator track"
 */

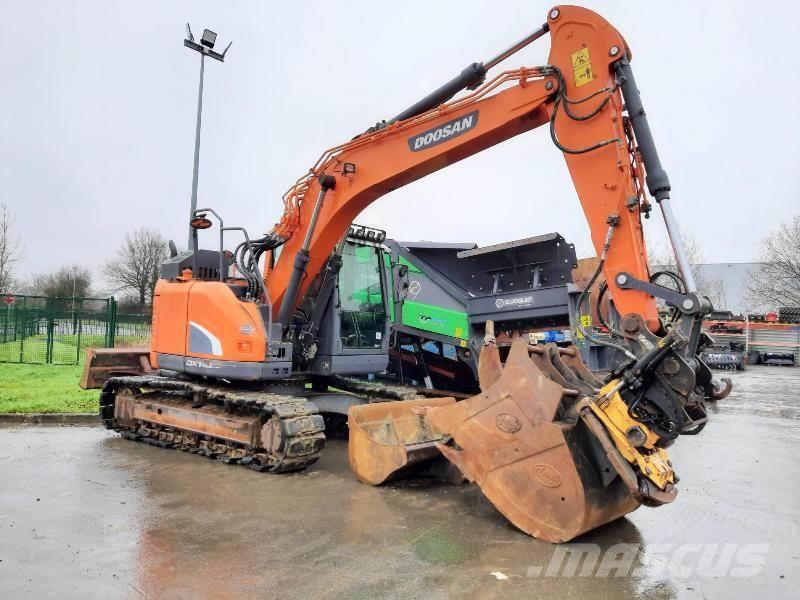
xmin=100 ymin=375 xmax=325 ymax=473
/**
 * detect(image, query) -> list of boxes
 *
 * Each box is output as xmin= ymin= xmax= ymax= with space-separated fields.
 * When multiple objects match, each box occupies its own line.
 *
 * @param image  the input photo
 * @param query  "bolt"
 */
xmin=626 ymin=426 xmax=647 ymax=447
xmin=616 ymin=274 xmax=628 ymax=285
xmin=609 ymin=45 xmax=620 ymax=57
xmin=545 ymin=80 xmax=554 ymax=90
xmin=662 ymin=357 xmax=681 ymax=375
xmin=549 ymin=8 xmax=560 ymax=20
xmin=682 ymin=298 xmax=694 ymax=310
xmin=622 ymin=317 xmax=638 ymax=334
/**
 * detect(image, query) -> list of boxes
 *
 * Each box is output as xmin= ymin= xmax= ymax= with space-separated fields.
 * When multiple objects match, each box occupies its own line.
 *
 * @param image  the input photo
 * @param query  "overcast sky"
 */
xmin=2 ymin=0 xmax=798 ymax=289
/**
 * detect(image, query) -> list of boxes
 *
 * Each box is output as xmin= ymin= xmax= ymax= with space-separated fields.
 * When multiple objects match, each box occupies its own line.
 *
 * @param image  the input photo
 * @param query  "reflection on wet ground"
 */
xmin=1 ymin=366 xmax=797 ymax=599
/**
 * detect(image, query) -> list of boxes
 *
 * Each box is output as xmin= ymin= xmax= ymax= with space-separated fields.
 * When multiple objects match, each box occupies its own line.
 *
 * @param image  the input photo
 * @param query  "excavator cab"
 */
xmin=299 ymin=226 xmax=392 ymax=377
xmin=338 ymin=244 xmax=387 ymax=351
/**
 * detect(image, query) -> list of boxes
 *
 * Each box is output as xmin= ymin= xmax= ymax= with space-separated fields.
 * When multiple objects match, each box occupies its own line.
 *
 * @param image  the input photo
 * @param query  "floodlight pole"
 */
xmin=188 ymin=51 xmax=205 ymax=251
xmin=184 ymin=27 xmax=231 ymax=252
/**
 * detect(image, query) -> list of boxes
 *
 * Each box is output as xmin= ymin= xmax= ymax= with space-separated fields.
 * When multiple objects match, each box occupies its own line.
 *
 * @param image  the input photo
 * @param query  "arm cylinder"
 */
xmin=483 ymin=23 xmax=549 ymax=71
xmin=390 ymin=63 xmax=486 ymax=123
xmin=388 ymin=24 xmax=549 ymax=124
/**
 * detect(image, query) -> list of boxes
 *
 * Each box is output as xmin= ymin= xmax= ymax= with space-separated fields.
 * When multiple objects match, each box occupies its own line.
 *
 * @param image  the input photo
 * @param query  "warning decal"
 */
xmin=575 ymin=314 xmax=592 ymax=339
xmin=570 ymin=47 xmax=594 ymax=88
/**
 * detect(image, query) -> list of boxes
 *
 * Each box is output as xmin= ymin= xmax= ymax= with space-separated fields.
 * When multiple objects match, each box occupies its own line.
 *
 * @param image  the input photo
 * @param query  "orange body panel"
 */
xmin=265 ymin=5 xmax=659 ymax=331
xmin=151 ymin=278 xmax=266 ymax=367
xmin=150 ymin=278 xmax=189 ymax=366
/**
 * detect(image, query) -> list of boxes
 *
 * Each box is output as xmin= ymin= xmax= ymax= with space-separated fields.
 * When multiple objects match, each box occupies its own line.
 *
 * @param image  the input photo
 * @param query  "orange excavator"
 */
xmin=82 ymin=5 xmax=732 ymax=542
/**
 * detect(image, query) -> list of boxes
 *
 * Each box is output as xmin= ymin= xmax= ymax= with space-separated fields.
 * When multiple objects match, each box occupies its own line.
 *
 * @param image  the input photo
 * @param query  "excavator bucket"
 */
xmin=348 ymin=396 xmax=456 ymax=485
xmin=80 ymin=348 xmax=151 ymax=390
xmin=348 ymin=338 xmax=641 ymax=543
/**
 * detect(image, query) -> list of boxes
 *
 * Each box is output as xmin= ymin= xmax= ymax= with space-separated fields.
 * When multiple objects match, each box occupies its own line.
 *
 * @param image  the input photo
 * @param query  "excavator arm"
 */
xmin=267 ymin=6 xmax=657 ymax=332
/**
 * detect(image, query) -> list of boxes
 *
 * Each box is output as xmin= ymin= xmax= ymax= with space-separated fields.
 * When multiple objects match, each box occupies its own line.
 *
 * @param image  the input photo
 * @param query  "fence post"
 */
xmin=103 ymin=298 xmax=110 ymax=348
xmin=104 ymin=298 xmax=110 ymax=347
xmin=109 ymin=297 xmax=117 ymax=348
xmin=19 ymin=296 xmax=26 ymax=362
xmin=2 ymin=304 xmax=7 ymax=344
xmin=45 ymin=297 xmax=54 ymax=364
xmin=76 ymin=298 xmax=83 ymax=364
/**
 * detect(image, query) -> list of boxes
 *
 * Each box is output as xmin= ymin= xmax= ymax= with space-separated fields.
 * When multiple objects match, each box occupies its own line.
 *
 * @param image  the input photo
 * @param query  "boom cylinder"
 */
xmin=277 ymin=175 xmax=336 ymax=327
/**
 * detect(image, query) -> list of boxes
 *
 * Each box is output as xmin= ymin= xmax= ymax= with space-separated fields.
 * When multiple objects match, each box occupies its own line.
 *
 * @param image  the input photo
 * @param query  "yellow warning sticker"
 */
xmin=570 ymin=48 xmax=595 ymax=87
xmin=460 ymin=340 xmax=467 ymax=347
xmin=575 ymin=314 xmax=592 ymax=339
xmin=571 ymin=48 xmax=591 ymax=70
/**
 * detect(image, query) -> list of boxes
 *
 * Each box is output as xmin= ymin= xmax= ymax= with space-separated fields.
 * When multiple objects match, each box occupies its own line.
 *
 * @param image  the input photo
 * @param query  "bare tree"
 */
xmin=31 ymin=264 xmax=93 ymax=298
xmin=0 ymin=201 xmax=22 ymax=292
xmin=647 ymin=230 xmax=725 ymax=307
xmin=748 ymin=214 xmax=800 ymax=309
xmin=103 ymin=228 xmax=168 ymax=306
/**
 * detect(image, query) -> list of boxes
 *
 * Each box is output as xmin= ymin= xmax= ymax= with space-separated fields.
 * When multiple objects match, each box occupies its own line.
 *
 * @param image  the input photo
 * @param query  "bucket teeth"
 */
xmin=430 ymin=339 xmax=564 ymax=431
xmin=477 ymin=321 xmax=503 ymax=392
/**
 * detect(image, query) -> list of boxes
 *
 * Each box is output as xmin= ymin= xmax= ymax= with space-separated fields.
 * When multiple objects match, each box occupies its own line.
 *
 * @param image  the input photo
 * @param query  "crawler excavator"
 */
xmin=81 ymin=6 xmax=732 ymax=542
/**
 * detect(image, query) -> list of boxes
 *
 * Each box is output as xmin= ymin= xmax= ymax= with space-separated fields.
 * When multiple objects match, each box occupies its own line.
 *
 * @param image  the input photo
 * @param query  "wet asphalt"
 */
xmin=0 ymin=365 xmax=798 ymax=599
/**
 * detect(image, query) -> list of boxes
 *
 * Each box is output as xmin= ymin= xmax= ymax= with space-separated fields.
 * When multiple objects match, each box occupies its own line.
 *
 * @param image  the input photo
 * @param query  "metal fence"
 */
xmin=0 ymin=294 xmax=152 ymax=365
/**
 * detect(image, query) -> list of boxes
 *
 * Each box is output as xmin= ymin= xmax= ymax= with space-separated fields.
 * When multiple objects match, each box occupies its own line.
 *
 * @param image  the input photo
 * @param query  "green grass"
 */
xmin=0 ymin=363 xmax=99 ymax=413
xmin=0 ymin=337 xmax=87 ymax=364
xmin=0 ymin=334 xmax=149 ymax=364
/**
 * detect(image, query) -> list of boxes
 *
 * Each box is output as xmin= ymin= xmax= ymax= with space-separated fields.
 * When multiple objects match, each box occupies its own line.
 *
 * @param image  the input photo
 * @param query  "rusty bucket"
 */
xmin=80 ymin=347 xmax=151 ymax=389
xmin=348 ymin=396 xmax=456 ymax=485
xmin=348 ymin=338 xmax=641 ymax=543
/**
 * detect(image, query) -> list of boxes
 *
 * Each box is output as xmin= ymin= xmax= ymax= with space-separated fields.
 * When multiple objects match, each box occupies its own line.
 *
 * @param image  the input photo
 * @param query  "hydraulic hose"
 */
xmin=574 ymin=220 xmax=637 ymax=361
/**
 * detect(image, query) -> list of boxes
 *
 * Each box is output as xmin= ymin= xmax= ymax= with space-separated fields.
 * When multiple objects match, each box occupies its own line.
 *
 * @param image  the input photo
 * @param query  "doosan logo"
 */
xmin=408 ymin=111 xmax=479 ymax=151
xmin=495 ymin=296 xmax=534 ymax=309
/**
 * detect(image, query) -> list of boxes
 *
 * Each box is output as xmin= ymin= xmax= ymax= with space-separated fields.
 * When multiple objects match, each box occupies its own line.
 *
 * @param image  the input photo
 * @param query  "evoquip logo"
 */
xmin=495 ymin=296 xmax=534 ymax=309
xmin=408 ymin=110 xmax=479 ymax=151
